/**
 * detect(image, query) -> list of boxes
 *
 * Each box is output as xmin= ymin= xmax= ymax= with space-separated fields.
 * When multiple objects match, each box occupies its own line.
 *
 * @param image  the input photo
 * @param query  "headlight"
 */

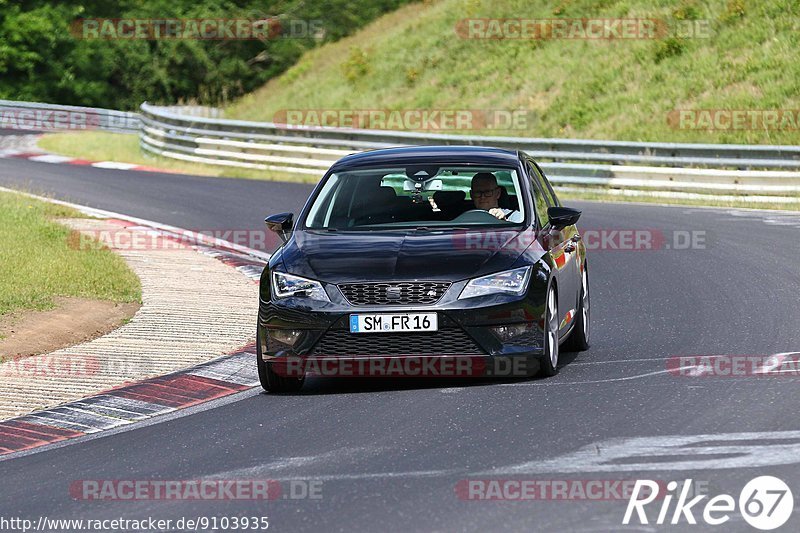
xmin=459 ymin=266 xmax=531 ymax=300
xmin=272 ymin=271 xmax=330 ymax=302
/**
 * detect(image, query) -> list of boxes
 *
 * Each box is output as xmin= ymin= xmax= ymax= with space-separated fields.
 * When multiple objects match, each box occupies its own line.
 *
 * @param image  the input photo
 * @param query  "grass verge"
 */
xmin=557 ymin=187 xmax=800 ymax=211
xmin=0 ymin=191 xmax=141 ymax=320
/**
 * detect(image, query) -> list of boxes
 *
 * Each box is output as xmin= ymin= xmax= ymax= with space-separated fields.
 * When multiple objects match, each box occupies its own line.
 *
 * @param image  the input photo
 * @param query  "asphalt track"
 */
xmin=2 ymin=155 xmax=800 ymax=532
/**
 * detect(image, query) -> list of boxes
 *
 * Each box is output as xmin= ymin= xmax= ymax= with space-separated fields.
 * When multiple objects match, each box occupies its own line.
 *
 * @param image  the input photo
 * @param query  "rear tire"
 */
xmin=538 ymin=284 xmax=559 ymax=377
xmin=563 ymin=264 xmax=590 ymax=352
xmin=256 ymin=328 xmax=305 ymax=393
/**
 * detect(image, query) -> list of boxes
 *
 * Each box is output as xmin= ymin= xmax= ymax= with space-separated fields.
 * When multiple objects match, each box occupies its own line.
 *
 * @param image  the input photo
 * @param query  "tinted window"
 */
xmin=528 ymin=160 xmax=557 ymax=207
xmin=526 ymin=161 xmax=550 ymax=227
xmin=304 ymin=166 xmax=526 ymax=229
xmin=534 ymin=161 xmax=561 ymax=207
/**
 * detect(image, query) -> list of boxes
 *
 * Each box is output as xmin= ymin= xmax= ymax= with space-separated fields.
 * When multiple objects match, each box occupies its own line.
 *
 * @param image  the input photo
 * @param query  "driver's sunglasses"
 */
xmin=471 ymin=187 xmax=498 ymax=198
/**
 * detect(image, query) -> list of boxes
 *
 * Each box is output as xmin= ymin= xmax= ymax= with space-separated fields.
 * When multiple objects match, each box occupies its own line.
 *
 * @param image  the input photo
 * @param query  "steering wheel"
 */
xmin=452 ymin=209 xmax=500 ymax=223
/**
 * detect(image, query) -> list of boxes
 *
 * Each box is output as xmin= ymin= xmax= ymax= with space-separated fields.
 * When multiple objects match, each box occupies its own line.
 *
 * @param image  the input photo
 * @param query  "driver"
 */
xmin=470 ymin=172 xmax=523 ymax=222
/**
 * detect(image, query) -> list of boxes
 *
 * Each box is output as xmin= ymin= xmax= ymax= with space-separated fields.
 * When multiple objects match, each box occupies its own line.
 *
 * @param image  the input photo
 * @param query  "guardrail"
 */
xmin=5 ymin=98 xmax=796 ymax=198
xmin=0 ymin=99 xmax=139 ymax=134
xmin=139 ymin=103 xmax=800 ymax=196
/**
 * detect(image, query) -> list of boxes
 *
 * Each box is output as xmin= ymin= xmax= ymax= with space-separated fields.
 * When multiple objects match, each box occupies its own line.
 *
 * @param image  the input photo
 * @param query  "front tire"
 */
xmin=256 ymin=328 xmax=305 ymax=393
xmin=538 ymin=284 xmax=559 ymax=377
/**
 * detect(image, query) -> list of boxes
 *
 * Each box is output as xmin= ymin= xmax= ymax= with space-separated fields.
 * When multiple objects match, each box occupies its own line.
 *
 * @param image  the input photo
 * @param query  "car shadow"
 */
xmin=259 ymin=351 xmax=585 ymax=396
xmin=558 ymin=350 xmax=581 ymax=367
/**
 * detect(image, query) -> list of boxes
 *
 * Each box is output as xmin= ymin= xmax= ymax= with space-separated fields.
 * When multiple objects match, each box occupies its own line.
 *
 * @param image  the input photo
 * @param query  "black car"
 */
xmin=257 ymin=146 xmax=589 ymax=392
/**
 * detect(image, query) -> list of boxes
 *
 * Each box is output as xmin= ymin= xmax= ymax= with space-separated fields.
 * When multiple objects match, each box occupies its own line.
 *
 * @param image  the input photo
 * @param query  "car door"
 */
xmin=526 ymin=158 xmax=580 ymax=336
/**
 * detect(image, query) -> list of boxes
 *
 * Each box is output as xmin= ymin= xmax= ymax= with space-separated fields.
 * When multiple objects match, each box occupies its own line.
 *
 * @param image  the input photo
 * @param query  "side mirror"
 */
xmin=547 ymin=206 xmax=581 ymax=230
xmin=265 ymin=212 xmax=294 ymax=242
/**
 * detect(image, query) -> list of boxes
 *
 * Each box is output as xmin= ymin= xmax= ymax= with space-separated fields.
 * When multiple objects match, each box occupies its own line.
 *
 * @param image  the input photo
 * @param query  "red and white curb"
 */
xmin=0 ymin=345 xmax=260 ymax=455
xmin=0 ymin=188 xmax=270 ymax=457
xmin=0 ymin=132 xmax=179 ymax=174
xmin=1 ymin=149 xmax=178 ymax=174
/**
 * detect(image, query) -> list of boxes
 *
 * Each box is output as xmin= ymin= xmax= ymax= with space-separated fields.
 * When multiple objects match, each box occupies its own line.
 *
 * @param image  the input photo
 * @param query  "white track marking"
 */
xmin=499 ymin=367 xmax=695 ymax=386
xmin=90 ymin=161 xmax=138 ymax=170
xmin=569 ymin=357 xmax=716 ymax=366
xmin=27 ymin=154 xmax=73 ymax=163
xmin=23 ymin=414 xmax=96 ymax=432
xmin=483 ymin=431 xmax=800 ymax=474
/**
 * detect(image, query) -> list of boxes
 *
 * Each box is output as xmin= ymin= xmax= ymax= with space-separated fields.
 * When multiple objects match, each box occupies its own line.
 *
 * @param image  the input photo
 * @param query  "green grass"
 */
xmin=226 ymin=0 xmax=800 ymax=145
xmin=0 ymin=191 xmax=141 ymax=317
xmin=37 ymin=131 xmax=321 ymax=183
xmin=556 ymin=187 xmax=800 ymax=211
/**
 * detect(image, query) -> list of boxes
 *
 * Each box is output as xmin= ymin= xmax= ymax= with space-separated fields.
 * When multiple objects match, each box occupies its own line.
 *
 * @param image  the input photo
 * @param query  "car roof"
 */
xmin=329 ymin=145 xmax=522 ymax=171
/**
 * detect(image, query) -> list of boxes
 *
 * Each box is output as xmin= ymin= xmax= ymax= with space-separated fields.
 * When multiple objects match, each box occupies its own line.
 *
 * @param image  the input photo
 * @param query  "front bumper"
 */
xmin=258 ymin=278 xmax=547 ymax=363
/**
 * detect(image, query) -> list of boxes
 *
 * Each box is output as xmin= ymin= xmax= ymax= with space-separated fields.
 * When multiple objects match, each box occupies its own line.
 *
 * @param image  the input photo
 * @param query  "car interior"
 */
xmin=310 ymin=169 xmax=522 ymax=229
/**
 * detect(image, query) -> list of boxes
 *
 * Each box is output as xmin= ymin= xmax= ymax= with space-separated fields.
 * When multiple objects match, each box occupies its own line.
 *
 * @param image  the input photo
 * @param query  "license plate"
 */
xmin=349 ymin=313 xmax=438 ymax=333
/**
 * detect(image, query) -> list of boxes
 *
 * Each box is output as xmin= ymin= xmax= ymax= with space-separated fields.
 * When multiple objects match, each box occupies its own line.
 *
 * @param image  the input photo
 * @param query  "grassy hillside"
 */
xmin=226 ymin=0 xmax=800 ymax=145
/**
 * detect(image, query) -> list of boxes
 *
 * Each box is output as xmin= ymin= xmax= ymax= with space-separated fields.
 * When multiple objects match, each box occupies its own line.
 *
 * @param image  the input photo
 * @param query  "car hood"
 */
xmin=278 ymin=229 xmax=539 ymax=283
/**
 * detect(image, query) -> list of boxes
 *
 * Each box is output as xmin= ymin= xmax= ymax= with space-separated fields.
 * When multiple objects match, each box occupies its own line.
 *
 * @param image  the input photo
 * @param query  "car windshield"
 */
xmin=304 ymin=165 xmax=525 ymax=230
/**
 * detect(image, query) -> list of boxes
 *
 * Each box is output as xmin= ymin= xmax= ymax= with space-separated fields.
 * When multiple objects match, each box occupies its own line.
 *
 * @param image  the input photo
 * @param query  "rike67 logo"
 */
xmin=623 ymin=476 xmax=793 ymax=530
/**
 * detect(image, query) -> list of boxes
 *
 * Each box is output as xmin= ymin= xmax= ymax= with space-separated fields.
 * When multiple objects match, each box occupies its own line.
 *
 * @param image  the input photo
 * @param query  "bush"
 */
xmin=721 ymin=0 xmax=746 ymax=22
xmin=342 ymin=46 xmax=371 ymax=84
xmin=653 ymin=37 xmax=686 ymax=63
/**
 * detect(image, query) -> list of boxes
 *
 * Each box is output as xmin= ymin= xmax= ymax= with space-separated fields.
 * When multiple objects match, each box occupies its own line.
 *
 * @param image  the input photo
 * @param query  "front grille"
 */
xmin=338 ymin=282 xmax=450 ymax=306
xmin=313 ymin=328 xmax=483 ymax=356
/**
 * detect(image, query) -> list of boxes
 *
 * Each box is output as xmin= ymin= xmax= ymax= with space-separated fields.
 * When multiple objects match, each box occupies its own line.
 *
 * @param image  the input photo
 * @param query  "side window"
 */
xmin=533 ymin=161 xmax=561 ymax=207
xmin=528 ymin=160 xmax=557 ymax=207
xmin=526 ymin=161 xmax=549 ymax=227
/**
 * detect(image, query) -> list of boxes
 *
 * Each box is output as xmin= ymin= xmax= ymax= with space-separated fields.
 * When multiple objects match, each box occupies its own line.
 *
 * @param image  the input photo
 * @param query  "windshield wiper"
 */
xmin=413 ymin=225 xmax=468 ymax=232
